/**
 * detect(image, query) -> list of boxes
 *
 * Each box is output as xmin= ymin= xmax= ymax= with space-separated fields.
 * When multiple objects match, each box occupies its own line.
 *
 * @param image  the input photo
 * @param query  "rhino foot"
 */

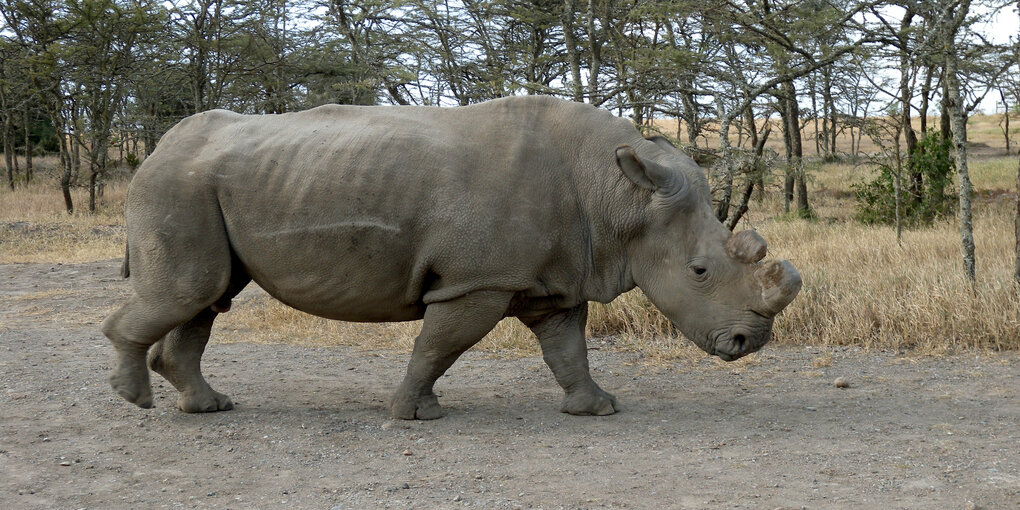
xmin=178 ymin=390 xmax=234 ymax=413
xmin=391 ymin=392 xmax=444 ymax=420
xmin=109 ymin=361 xmax=154 ymax=409
xmin=561 ymin=386 xmax=618 ymax=416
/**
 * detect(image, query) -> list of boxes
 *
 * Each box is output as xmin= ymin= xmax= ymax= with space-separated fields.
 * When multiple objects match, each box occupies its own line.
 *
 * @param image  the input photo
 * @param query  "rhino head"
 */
xmin=615 ymin=143 xmax=802 ymax=361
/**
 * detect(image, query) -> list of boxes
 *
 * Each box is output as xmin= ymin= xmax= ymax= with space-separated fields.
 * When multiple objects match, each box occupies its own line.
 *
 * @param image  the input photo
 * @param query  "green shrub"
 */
xmin=124 ymin=153 xmax=141 ymax=170
xmin=852 ymin=131 xmax=956 ymax=226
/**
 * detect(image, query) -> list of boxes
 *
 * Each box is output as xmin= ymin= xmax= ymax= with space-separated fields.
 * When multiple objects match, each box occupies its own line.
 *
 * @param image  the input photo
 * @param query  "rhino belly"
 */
xmin=225 ymin=216 xmax=427 ymax=322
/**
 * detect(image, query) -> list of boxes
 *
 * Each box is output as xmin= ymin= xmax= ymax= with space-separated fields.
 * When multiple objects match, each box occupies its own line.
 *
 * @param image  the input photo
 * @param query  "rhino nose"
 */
xmin=716 ymin=329 xmax=766 ymax=361
xmin=716 ymin=335 xmax=748 ymax=362
xmin=733 ymin=333 xmax=747 ymax=351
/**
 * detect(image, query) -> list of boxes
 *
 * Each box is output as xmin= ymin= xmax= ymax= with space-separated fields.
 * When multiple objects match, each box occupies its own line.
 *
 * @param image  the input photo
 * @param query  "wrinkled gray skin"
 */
xmin=102 ymin=96 xmax=802 ymax=419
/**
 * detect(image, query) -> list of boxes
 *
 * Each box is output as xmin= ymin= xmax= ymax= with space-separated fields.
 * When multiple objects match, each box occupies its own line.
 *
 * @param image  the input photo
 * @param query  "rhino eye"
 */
xmin=691 ymin=266 xmax=707 ymax=276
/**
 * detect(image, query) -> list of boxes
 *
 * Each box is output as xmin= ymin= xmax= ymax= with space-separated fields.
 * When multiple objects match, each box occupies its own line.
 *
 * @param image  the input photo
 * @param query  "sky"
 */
xmin=975 ymin=4 xmax=1019 ymax=113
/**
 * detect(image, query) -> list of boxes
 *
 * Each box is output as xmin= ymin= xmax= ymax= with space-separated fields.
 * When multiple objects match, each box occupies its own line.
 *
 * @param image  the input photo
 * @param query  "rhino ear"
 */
xmin=615 ymin=145 xmax=683 ymax=193
xmin=645 ymin=136 xmax=679 ymax=154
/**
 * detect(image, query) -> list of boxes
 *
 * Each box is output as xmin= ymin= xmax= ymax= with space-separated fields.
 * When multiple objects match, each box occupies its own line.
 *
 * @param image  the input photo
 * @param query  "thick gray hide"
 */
xmin=102 ymin=96 xmax=801 ymax=419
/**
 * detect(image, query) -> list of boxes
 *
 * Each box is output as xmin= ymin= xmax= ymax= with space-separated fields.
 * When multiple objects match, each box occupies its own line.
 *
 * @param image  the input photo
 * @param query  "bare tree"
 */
xmin=1015 ymin=150 xmax=1019 ymax=285
xmin=1014 ymin=0 xmax=1020 ymax=285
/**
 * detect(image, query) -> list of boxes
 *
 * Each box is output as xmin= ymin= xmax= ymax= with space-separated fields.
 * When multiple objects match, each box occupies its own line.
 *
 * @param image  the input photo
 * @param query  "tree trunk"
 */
xmin=726 ymin=122 xmax=771 ymax=231
xmin=780 ymin=98 xmax=794 ymax=213
xmin=715 ymin=102 xmax=735 ymax=222
xmin=795 ymin=164 xmax=809 ymax=214
xmin=561 ymin=0 xmax=583 ymax=102
xmin=810 ymin=74 xmax=821 ymax=156
xmin=898 ymin=11 xmax=920 ymax=204
xmin=744 ymin=105 xmax=759 ymax=150
xmin=919 ymin=64 xmax=934 ymax=135
xmin=783 ymin=80 xmax=809 ymax=215
xmin=585 ymin=0 xmax=602 ymax=104
xmin=88 ymin=166 xmax=98 ymax=212
xmin=681 ymin=90 xmax=699 ymax=146
xmin=60 ymin=161 xmax=73 ymax=213
xmin=88 ymin=105 xmax=114 ymax=212
xmin=11 ymin=135 xmax=19 ymax=176
xmin=144 ymin=100 xmax=158 ymax=156
xmin=1014 ymin=0 xmax=1019 ymax=286
xmin=72 ymin=136 xmax=81 ymax=180
xmin=1015 ymin=151 xmax=1019 ymax=285
xmin=2 ymin=113 xmax=13 ymax=190
xmin=0 ymin=80 xmax=11 ymax=190
xmin=23 ymin=107 xmax=33 ymax=183
xmin=726 ymin=180 xmax=755 ymax=231
xmin=744 ymin=107 xmax=765 ymax=200
xmin=945 ymin=39 xmax=976 ymax=281
xmin=893 ymin=125 xmax=904 ymax=245
xmin=1011 ymin=150 xmax=1020 ymax=287
xmin=940 ymin=69 xmax=952 ymax=141
xmin=824 ymin=67 xmax=836 ymax=158
xmin=1001 ymin=89 xmax=1011 ymax=154
xmin=55 ymin=114 xmax=74 ymax=214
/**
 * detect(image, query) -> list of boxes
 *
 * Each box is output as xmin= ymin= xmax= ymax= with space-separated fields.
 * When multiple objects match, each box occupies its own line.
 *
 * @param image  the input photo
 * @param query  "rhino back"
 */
xmin=133 ymin=97 xmax=643 ymax=321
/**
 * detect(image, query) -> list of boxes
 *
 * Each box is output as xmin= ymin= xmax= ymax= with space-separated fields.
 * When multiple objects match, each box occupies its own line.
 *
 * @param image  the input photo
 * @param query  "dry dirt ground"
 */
xmin=1 ymin=260 xmax=1018 ymax=510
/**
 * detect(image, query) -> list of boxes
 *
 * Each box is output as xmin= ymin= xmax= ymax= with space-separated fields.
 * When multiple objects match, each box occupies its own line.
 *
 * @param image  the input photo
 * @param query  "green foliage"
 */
xmin=774 ymin=208 xmax=818 ymax=222
xmin=8 ymin=113 xmax=58 ymax=153
xmin=124 ymin=152 xmax=140 ymax=170
xmin=30 ymin=116 xmax=60 ymax=153
xmin=853 ymin=131 xmax=957 ymax=226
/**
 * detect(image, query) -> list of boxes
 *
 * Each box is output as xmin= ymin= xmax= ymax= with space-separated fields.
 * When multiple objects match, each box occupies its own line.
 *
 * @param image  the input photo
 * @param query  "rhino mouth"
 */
xmin=710 ymin=327 xmax=768 ymax=362
xmin=713 ymin=346 xmax=745 ymax=362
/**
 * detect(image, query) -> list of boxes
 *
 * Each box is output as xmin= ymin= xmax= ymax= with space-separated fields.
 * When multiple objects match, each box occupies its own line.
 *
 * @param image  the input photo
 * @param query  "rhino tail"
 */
xmin=120 ymin=242 xmax=130 ymax=278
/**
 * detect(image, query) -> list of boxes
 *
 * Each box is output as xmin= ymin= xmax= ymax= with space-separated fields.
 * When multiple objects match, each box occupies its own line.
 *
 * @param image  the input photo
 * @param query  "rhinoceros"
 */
xmin=102 ymin=95 xmax=801 ymax=419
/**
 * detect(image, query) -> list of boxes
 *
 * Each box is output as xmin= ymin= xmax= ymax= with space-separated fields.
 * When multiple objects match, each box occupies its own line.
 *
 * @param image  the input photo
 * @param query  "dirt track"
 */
xmin=1 ymin=260 xmax=1018 ymax=509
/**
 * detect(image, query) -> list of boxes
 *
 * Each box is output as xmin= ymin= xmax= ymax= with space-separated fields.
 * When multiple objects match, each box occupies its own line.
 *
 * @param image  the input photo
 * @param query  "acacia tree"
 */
xmin=934 ymin=0 xmax=1011 ymax=281
xmin=63 ymin=0 xmax=163 ymax=211
xmin=0 ymin=0 xmax=82 ymax=211
xmin=708 ymin=0 xmax=879 ymax=221
xmin=1013 ymin=0 xmax=1020 ymax=285
xmin=890 ymin=5 xmax=922 ymax=201
xmin=170 ymin=0 xmax=248 ymax=114
xmin=0 ymin=39 xmax=18 ymax=189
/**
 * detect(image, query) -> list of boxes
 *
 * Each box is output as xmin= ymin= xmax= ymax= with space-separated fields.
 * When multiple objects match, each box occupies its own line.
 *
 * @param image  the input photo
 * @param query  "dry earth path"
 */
xmin=1 ymin=261 xmax=1017 ymax=509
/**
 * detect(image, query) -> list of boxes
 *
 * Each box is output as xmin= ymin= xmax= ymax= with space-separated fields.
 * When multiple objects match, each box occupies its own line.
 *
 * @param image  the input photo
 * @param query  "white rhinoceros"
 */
xmin=102 ymin=96 xmax=801 ymax=419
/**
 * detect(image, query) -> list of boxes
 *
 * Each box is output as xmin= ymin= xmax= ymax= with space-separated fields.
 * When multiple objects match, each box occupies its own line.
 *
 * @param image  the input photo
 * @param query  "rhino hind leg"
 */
xmin=148 ymin=271 xmax=250 ymax=413
xmin=103 ymin=194 xmax=233 ymax=410
xmin=147 ymin=309 xmax=228 ymax=412
xmin=521 ymin=304 xmax=618 ymax=416
xmin=391 ymin=290 xmax=514 ymax=420
xmin=102 ymin=297 xmax=208 ymax=409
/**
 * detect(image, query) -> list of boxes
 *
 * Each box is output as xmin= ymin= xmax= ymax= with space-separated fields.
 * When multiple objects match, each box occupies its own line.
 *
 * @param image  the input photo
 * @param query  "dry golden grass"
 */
xmin=213 ymin=289 xmax=709 ymax=360
xmin=650 ymin=112 xmax=1018 ymax=154
xmin=3 ymin=115 xmax=1018 ymax=356
xmin=758 ymin=202 xmax=1020 ymax=353
xmin=215 ymin=295 xmax=545 ymax=357
xmin=1 ymin=156 xmax=127 ymax=263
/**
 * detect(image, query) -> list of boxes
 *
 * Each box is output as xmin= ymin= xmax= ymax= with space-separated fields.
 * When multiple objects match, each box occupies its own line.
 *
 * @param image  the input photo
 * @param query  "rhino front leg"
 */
xmin=391 ymin=290 xmax=513 ymax=420
xmin=522 ymin=304 xmax=618 ymax=416
xmin=148 ymin=308 xmax=234 ymax=413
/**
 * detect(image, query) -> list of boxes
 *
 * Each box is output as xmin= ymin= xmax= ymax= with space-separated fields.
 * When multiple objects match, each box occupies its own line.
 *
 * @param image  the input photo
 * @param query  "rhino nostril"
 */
xmin=733 ymin=334 xmax=747 ymax=350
